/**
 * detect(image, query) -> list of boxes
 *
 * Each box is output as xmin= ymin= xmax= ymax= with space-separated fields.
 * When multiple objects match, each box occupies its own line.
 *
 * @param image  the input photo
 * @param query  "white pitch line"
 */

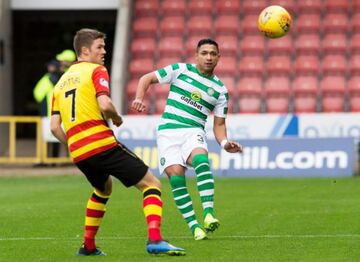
xmin=1 ymin=234 xmax=360 ymax=241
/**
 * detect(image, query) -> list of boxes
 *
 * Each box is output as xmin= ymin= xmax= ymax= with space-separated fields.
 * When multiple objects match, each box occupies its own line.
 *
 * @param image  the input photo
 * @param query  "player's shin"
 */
xmin=84 ymin=190 xmax=109 ymax=251
xmin=143 ymin=186 xmax=163 ymax=242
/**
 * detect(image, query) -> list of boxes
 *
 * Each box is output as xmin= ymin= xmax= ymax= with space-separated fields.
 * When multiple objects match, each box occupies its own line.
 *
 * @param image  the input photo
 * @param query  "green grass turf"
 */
xmin=0 ymin=175 xmax=360 ymax=261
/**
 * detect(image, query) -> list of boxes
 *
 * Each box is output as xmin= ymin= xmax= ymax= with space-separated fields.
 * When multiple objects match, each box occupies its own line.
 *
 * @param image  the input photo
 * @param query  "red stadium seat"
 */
xmin=264 ymin=76 xmax=291 ymax=113
xmin=350 ymin=55 xmax=360 ymax=75
xmin=266 ymin=55 xmax=292 ymax=76
xmin=295 ymin=34 xmax=320 ymax=55
xmin=188 ymin=0 xmax=213 ymax=15
xmin=322 ymin=55 xmax=347 ymax=76
xmin=220 ymin=77 xmax=237 ymax=97
xmin=187 ymin=16 xmax=213 ymax=36
xmin=129 ymin=58 xmax=155 ymax=78
xmin=322 ymin=34 xmax=347 ymax=55
xmin=215 ymin=56 xmax=237 ymax=76
xmin=352 ymin=1 xmax=360 ymax=13
xmin=350 ymin=34 xmax=360 ymax=54
xmin=153 ymin=84 xmax=169 ymax=99
xmin=158 ymin=37 xmax=184 ymax=58
xmin=216 ymin=0 xmax=240 ymax=15
xmin=241 ymin=15 xmax=259 ymax=34
xmin=351 ymin=13 xmax=360 ymax=33
xmin=238 ymin=56 xmax=264 ymax=77
xmin=265 ymin=76 xmax=291 ymax=94
xmin=239 ymin=35 xmax=265 ymax=55
xmin=295 ymin=14 xmax=321 ymax=34
xmin=215 ymin=35 xmax=238 ymax=56
xmin=159 ymin=16 xmax=185 ymax=37
xmin=270 ymin=0 xmax=296 ymax=14
xmin=323 ymin=13 xmax=349 ymax=34
xmin=130 ymin=38 xmax=156 ymax=59
xmin=267 ymin=36 xmax=293 ymax=56
xmin=156 ymin=57 xmax=182 ymax=69
xmin=298 ymin=0 xmax=322 ymax=14
xmin=126 ymin=79 xmax=138 ymax=97
xmin=348 ymin=76 xmax=360 ymax=112
xmin=242 ymin=0 xmax=268 ymax=14
xmin=320 ymin=76 xmax=346 ymax=112
xmin=133 ymin=17 xmax=158 ymax=37
xmin=214 ymin=15 xmax=239 ymax=36
xmin=154 ymin=98 xmax=168 ymax=114
xmin=292 ymin=76 xmax=318 ymax=113
xmin=324 ymin=0 xmax=349 ymax=13
xmin=294 ymin=55 xmax=320 ymax=76
xmin=237 ymin=77 xmax=262 ymax=113
xmin=134 ymin=0 xmax=160 ymax=17
xmin=161 ymin=0 xmax=186 ymax=16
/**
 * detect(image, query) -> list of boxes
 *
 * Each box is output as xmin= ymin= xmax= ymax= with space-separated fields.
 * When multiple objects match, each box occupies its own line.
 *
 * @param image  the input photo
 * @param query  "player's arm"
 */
xmin=97 ymin=95 xmax=123 ymax=127
xmin=50 ymin=114 xmax=67 ymax=145
xmin=132 ymin=72 xmax=159 ymax=112
xmin=213 ymin=116 xmax=243 ymax=153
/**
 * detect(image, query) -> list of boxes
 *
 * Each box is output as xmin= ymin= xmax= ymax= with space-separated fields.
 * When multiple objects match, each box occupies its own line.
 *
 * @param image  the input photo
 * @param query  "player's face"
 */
xmin=89 ymin=38 xmax=106 ymax=65
xmin=195 ymin=44 xmax=220 ymax=76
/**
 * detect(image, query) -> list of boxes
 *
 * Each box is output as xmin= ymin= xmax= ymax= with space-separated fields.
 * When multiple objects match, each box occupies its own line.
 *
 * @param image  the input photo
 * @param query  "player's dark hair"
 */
xmin=197 ymin=39 xmax=219 ymax=52
xmin=73 ymin=28 xmax=106 ymax=56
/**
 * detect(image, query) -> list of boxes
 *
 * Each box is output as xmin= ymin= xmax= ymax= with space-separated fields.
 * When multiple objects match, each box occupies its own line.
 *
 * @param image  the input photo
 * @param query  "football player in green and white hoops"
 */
xmin=132 ymin=39 xmax=243 ymax=240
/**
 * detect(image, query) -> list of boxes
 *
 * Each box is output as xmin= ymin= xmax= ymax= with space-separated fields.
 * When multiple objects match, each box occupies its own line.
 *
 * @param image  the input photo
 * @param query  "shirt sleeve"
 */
xmin=92 ymin=66 xmax=110 ymax=97
xmin=51 ymin=91 xmax=60 ymax=115
xmin=154 ymin=63 xmax=183 ymax=84
xmin=213 ymin=90 xmax=229 ymax=118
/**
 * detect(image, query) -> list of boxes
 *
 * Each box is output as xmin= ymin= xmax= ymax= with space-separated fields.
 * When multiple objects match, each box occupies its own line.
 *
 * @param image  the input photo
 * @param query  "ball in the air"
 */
xmin=258 ymin=5 xmax=291 ymax=38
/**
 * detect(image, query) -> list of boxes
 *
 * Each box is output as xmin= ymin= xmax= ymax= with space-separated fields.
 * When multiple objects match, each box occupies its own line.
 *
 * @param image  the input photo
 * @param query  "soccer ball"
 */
xmin=258 ymin=5 xmax=291 ymax=38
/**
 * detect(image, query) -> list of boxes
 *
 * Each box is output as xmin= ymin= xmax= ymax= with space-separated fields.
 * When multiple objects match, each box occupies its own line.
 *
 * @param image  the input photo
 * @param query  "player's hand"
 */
xmin=131 ymin=98 xmax=146 ymax=112
xmin=224 ymin=141 xmax=243 ymax=153
xmin=112 ymin=115 xmax=123 ymax=127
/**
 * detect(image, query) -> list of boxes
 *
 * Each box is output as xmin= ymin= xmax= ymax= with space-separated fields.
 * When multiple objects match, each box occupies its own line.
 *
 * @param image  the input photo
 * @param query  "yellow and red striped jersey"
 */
xmin=52 ymin=62 xmax=117 ymax=163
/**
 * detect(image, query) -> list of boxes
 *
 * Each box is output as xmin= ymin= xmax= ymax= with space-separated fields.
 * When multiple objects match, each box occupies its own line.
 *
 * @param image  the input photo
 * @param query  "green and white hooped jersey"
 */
xmin=155 ymin=63 xmax=229 ymax=131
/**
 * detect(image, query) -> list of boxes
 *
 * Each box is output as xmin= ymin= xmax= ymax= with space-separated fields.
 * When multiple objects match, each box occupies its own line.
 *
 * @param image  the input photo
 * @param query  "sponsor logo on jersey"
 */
xmin=180 ymin=96 xmax=203 ymax=110
xmin=160 ymin=157 xmax=166 ymax=166
xmin=191 ymin=91 xmax=201 ymax=102
xmin=99 ymin=78 xmax=109 ymax=88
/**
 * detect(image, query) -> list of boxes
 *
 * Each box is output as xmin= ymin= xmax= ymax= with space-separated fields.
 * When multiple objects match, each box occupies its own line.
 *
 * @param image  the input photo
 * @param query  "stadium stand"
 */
xmin=127 ymin=0 xmax=357 ymax=114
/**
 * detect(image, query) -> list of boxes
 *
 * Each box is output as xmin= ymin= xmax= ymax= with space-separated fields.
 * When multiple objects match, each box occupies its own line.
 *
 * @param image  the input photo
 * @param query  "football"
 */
xmin=258 ymin=5 xmax=291 ymax=38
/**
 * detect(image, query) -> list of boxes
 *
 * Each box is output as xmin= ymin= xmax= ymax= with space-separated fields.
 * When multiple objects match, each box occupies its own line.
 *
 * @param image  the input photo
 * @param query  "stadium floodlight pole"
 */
xmin=111 ymin=0 xmax=131 ymax=115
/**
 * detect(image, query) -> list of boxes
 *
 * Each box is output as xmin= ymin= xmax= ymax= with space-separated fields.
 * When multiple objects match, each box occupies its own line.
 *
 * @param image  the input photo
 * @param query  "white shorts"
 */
xmin=157 ymin=128 xmax=208 ymax=175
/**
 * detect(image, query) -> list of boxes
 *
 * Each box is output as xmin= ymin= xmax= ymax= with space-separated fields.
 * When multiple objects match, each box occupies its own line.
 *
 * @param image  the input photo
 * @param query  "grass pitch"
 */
xmin=0 ymin=175 xmax=359 ymax=261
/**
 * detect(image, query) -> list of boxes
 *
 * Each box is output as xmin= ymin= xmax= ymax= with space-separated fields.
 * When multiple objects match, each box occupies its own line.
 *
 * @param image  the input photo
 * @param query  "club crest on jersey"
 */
xmin=191 ymin=91 xmax=201 ymax=102
xmin=160 ymin=157 xmax=166 ymax=166
xmin=207 ymin=87 xmax=215 ymax=96
xmin=99 ymin=78 xmax=109 ymax=88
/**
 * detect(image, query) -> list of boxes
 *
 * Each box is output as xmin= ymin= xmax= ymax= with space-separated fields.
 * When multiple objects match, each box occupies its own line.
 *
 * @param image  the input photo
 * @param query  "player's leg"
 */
xmin=165 ymin=165 xmax=207 ymax=240
xmin=188 ymin=148 xmax=220 ymax=233
xmin=135 ymin=170 xmax=185 ymax=255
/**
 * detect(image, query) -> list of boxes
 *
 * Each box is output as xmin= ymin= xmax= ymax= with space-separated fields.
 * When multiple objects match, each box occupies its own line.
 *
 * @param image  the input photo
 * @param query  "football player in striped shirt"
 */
xmin=51 ymin=28 xmax=185 ymax=256
xmin=132 ymin=39 xmax=243 ymax=240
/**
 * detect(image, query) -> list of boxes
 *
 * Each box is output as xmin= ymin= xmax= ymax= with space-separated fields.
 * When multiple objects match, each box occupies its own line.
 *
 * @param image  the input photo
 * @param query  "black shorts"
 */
xmin=75 ymin=143 xmax=148 ymax=191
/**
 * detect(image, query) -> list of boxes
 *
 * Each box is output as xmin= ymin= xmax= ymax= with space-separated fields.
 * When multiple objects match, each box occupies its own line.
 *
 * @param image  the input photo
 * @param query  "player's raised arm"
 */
xmin=131 ymin=72 xmax=159 ymax=112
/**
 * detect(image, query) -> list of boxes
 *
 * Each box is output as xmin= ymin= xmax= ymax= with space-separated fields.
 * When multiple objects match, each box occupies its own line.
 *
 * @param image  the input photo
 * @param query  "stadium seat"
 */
xmin=320 ymin=76 xmax=346 ymax=112
xmin=126 ymin=79 xmax=138 ymax=98
xmin=133 ymin=17 xmax=158 ymax=37
xmin=292 ymin=76 xmax=318 ymax=113
xmin=264 ymin=76 xmax=291 ymax=113
xmin=154 ymin=98 xmax=168 ymax=114
xmin=352 ymin=1 xmax=360 ymax=13
xmin=215 ymin=56 xmax=237 ymax=76
xmin=216 ymin=0 xmax=241 ymax=15
xmin=322 ymin=55 xmax=347 ymax=76
xmin=295 ymin=14 xmax=321 ymax=33
xmin=295 ymin=34 xmax=320 ymax=55
xmin=294 ymin=55 xmax=320 ymax=76
xmin=159 ymin=16 xmax=185 ymax=37
xmin=134 ymin=0 xmax=160 ymax=17
xmin=237 ymin=77 xmax=262 ymax=113
xmin=156 ymin=57 xmax=182 ymax=69
xmin=351 ymin=13 xmax=360 ymax=33
xmin=188 ymin=0 xmax=213 ymax=15
xmin=324 ymin=0 xmax=349 ymax=13
xmin=153 ymin=84 xmax=169 ymax=99
xmin=322 ymin=34 xmax=347 ymax=55
xmin=129 ymin=58 xmax=155 ymax=78
xmin=215 ymin=35 xmax=237 ymax=56
xmin=350 ymin=55 xmax=360 ymax=75
xmin=298 ymin=0 xmax=322 ymax=14
xmin=220 ymin=76 xmax=237 ymax=98
xmin=161 ymin=0 xmax=186 ymax=17
xmin=238 ymin=56 xmax=264 ymax=77
xmin=239 ymin=35 xmax=265 ymax=55
xmin=242 ymin=0 xmax=268 ymax=14
xmin=267 ymin=35 xmax=293 ymax=56
xmin=241 ymin=15 xmax=259 ymax=34
xmin=323 ymin=13 xmax=349 ymax=34
xmin=158 ymin=37 xmax=184 ymax=58
xmin=187 ymin=16 xmax=213 ymax=36
xmin=266 ymin=55 xmax=292 ymax=76
xmin=130 ymin=38 xmax=156 ymax=59
xmin=348 ymin=76 xmax=360 ymax=112
xmin=214 ymin=15 xmax=239 ymax=36
xmin=350 ymin=34 xmax=360 ymax=54
xmin=269 ymin=0 xmax=296 ymax=14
